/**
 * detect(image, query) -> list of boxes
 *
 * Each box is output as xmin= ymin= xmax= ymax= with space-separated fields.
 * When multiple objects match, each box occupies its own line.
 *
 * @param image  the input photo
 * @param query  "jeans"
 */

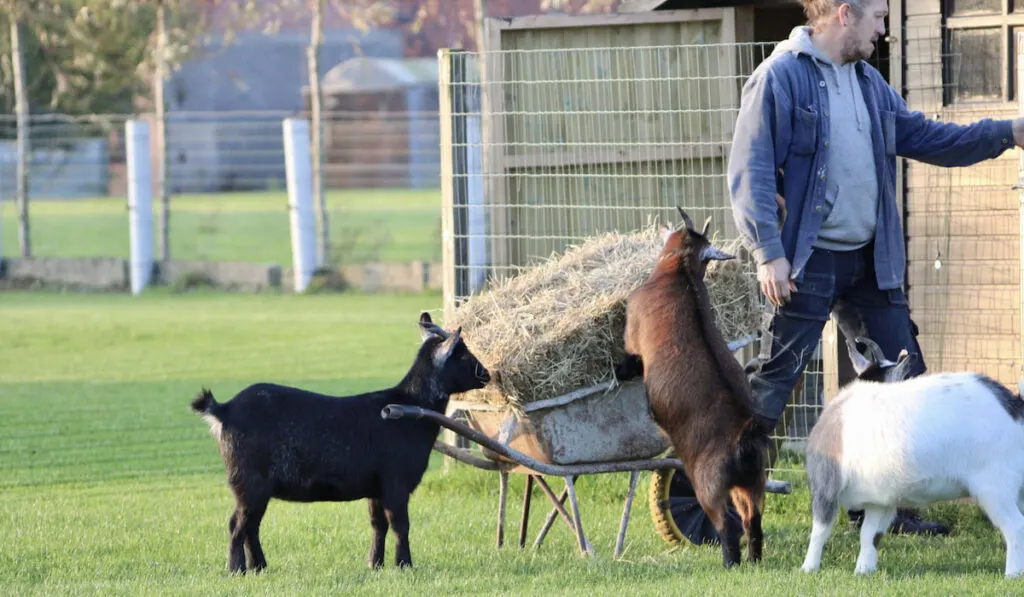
xmin=747 ymin=245 xmax=927 ymax=429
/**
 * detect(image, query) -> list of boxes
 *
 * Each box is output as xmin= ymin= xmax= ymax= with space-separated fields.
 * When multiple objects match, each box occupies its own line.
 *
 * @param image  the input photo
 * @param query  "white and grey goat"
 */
xmin=801 ymin=337 xmax=1024 ymax=577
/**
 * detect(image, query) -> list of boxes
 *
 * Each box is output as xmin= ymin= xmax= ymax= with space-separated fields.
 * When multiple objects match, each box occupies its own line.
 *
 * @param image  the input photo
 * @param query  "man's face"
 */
xmin=839 ymin=0 xmax=888 ymax=63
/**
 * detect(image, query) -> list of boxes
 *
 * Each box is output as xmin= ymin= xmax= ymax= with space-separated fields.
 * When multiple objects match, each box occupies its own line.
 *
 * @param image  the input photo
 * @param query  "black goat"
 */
xmin=191 ymin=312 xmax=490 ymax=573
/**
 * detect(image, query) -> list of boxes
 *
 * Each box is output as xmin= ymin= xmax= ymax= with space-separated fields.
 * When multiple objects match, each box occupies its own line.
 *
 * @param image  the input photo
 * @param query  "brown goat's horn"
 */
xmin=701 ymin=215 xmax=712 ymax=237
xmin=675 ymin=206 xmax=694 ymax=230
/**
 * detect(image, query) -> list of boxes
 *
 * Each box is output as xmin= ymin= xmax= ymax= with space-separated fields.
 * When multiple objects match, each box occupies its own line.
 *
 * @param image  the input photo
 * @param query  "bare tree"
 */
xmin=10 ymin=15 xmax=29 ymax=257
xmin=308 ymin=0 xmax=328 ymax=267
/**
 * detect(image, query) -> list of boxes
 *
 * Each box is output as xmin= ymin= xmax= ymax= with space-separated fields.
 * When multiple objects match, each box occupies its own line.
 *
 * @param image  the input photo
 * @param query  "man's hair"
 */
xmin=801 ymin=0 xmax=870 ymax=29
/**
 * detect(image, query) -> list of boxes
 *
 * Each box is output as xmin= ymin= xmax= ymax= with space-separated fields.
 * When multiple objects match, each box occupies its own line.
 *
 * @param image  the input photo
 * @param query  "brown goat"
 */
xmin=615 ymin=208 xmax=769 ymax=568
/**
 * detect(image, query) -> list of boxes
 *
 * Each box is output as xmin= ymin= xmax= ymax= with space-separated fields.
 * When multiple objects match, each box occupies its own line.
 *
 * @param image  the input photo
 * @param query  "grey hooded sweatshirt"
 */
xmin=783 ymin=26 xmax=878 ymax=251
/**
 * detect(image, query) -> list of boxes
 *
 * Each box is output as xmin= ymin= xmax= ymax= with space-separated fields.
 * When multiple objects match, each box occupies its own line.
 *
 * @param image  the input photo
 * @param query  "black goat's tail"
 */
xmin=190 ymin=387 xmax=218 ymax=415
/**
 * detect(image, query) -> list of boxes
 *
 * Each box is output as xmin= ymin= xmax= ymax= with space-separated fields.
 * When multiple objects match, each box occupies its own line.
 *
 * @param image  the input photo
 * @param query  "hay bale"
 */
xmin=448 ymin=224 xmax=762 ymax=411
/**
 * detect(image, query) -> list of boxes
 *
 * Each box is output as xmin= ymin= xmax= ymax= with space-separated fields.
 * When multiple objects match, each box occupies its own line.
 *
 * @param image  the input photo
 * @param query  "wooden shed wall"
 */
xmin=903 ymin=0 xmax=1021 ymax=385
xmin=481 ymin=8 xmax=754 ymax=272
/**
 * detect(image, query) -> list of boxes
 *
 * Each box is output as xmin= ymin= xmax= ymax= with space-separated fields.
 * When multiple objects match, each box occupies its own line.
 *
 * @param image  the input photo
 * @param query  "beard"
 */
xmin=840 ymin=35 xmax=876 ymax=63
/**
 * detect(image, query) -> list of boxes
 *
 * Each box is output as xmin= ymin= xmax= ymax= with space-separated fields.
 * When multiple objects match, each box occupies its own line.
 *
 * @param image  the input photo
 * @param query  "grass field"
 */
xmin=0 ymin=189 xmax=442 ymax=265
xmin=0 ymin=289 xmax=1018 ymax=595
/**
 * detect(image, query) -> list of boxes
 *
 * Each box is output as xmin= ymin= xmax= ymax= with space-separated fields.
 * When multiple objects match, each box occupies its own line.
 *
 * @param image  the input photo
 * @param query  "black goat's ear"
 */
xmin=433 ymin=327 xmax=462 ymax=367
xmin=419 ymin=312 xmax=448 ymax=342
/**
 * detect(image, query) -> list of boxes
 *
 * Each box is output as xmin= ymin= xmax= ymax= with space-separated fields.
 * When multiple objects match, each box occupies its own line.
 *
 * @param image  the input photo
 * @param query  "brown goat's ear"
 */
xmin=701 ymin=215 xmax=712 ymax=237
xmin=433 ymin=327 xmax=462 ymax=366
xmin=659 ymin=223 xmax=674 ymax=246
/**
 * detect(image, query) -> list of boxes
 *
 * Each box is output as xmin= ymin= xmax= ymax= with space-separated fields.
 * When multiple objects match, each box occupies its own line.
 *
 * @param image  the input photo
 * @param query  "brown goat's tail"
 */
xmin=190 ymin=387 xmax=217 ymax=415
xmin=736 ymin=418 xmax=771 ymax=480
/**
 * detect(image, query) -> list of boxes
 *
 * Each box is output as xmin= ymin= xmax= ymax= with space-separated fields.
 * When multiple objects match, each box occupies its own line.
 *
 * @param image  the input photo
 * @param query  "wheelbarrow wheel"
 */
xmin=649 ymin=452 xmax=742 ymax=546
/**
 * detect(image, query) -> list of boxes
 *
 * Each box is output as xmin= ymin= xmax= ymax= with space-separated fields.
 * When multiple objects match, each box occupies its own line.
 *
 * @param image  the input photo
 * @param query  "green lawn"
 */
xmin=0 ymin=290 xmax=1018 ymax=595
xmin=0 ymin=189 xmax=442 ymax=265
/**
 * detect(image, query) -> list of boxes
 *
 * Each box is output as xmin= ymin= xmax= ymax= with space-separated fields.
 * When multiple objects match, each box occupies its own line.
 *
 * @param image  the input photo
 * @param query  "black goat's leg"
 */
xmin=367 ymin=499 xmax=389 ymax=569
xmin=243 ymin=497 xmax=269 ymax=573
xmin=384 ymin=493 xmax=413 ymax=568
xmin=228 ymin=506 xmax=248 ymax=574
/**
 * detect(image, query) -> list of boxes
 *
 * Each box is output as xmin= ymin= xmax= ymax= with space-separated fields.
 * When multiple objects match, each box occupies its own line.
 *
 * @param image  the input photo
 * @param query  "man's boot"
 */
xmin=847 ymin=508 xmax=950 ymax=536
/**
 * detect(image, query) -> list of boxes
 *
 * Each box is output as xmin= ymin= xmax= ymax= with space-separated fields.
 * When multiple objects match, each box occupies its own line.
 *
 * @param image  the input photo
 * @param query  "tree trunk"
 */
xmin=473 ymin=0 xmax=487 ymax=51
xmin=11 ymin=17 xmax=31 ymax=257
xmin=307 ymin=0 xmax=329 ymax=267
xmin=155 ymin=0 xmax=170 ymax=262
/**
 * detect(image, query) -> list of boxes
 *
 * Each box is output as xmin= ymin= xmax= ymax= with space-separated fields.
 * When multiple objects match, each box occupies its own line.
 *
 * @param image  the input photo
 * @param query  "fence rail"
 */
xmin=0 ymin=108 xmax=441 ymax=201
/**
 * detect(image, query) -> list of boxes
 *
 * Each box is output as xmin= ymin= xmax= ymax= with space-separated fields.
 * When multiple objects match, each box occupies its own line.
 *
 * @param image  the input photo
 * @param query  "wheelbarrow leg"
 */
xmin=533 ymin=480 xmax=568 ymax=549
xmin=614 ymin=470 xmax=640 ymax=559
xmin=532 ymin=476 xmax=593 ymax=553
xmin=497 ymin=470 xmax=508 ymax=548
xmin=564 ymin=476 xmax=594 ymax=557
xmin=519 ymin=475 xmax=534 ymax=548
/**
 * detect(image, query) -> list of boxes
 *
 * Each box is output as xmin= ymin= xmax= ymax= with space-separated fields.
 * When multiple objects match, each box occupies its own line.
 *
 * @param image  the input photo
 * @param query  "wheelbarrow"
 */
xmin=380 ymin=334 xmax=792 ymax=558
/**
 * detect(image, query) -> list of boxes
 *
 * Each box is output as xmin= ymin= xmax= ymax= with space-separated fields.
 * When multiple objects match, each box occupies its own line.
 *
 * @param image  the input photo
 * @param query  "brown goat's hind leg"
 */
xmin=731 ymin=486 xmax=764 ymax=563
xmin=695 ymin=482 xmax=742 ymax=568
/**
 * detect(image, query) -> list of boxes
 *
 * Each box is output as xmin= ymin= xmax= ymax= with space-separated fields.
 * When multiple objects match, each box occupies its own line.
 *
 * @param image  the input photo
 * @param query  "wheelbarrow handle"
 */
xmin=380 ymin=403 xmax=792 ymax=495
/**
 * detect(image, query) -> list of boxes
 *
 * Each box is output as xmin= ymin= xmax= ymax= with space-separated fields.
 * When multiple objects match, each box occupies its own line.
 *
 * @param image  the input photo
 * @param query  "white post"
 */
xmin=283 ymin=118 xmax=317 ymax=293
xmin=126 ymin=120 xmax=154 ymax=295
xmin=466 ymin=114 xmax=487 ymax=293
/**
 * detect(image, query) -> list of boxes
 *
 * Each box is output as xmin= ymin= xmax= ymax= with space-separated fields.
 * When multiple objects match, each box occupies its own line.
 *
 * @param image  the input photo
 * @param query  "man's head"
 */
xmin=801 ymin=0 xmax=888 ymax=63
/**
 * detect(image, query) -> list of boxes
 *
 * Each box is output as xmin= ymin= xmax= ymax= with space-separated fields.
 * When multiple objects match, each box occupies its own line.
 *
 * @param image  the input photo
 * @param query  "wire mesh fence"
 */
xmin=436 ymin=38 xmax=1024 ymax=475
xmin=0 ymin=109 xmax=442 ymax=265
xmin=901 ymin=24 xmax=1023 ymax=391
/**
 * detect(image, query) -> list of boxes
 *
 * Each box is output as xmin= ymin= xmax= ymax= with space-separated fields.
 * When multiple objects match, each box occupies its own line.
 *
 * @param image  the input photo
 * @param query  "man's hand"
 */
xmin=758 ymin=256 xmax=798 ymax=307
xmin=1013 ymin=117 xmax=1024 ymax=147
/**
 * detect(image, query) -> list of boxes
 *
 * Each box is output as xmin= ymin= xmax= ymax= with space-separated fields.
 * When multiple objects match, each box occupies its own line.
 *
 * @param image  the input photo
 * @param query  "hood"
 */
xmin=772 ymin=26 xmax=835 ymax=64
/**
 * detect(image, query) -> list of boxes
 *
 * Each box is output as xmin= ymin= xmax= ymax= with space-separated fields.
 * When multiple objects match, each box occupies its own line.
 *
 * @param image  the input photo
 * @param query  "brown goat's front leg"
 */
xmin=613 ymin=353 xmax=643 ymax=381
xmin=383 ymin=492 xmax=413 ymax=568
xmin=367 ymin=499 xmax=388 ymax=569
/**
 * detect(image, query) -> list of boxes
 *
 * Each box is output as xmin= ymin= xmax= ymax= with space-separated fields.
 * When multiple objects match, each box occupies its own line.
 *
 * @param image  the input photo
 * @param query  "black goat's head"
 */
xmin=418 ymin=312 xmax=490 ymax=395
xmin=659 ymin=207 xmax=734 ymax=278
xmin=847 ymin=336 xmax=918 ymax=384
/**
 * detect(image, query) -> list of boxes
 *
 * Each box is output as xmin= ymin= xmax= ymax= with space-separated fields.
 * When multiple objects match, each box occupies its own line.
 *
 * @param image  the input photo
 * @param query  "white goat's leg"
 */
xmin=800 ymin=511 xmax=836 ymax=573
xmin=972 ymin=481 xmax=1024 ymax=578
xmin=853 ymin=506 xmax=896 ymax=575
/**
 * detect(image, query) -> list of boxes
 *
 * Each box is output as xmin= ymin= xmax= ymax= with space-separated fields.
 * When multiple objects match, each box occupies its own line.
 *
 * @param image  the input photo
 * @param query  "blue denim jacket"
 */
xmin=727 ymin=45 xmax=1016 ymax=290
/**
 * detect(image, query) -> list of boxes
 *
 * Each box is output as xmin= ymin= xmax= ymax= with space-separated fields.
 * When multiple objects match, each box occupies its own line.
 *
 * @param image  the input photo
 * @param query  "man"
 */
xmin=728 ymin=0 xmax=1024 ymax=535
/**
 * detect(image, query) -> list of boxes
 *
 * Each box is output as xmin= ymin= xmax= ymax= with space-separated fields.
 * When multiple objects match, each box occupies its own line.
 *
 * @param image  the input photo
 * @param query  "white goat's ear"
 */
xmin=699 ymin=244 xmax=734 ymax=262
xmin=847 ymin=338 xmax=872 ymax=374
xmin=433 ymin=327 xmax=462 ymax=366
